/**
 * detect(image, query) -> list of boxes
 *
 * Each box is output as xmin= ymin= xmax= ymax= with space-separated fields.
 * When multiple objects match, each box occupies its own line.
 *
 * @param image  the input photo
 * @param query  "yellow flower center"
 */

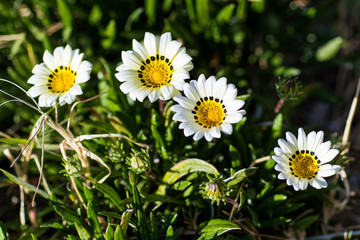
xmin=138 ymin=55 xmax=174 ymax=89
xmin=192 ymin=97 xmax=226 ymax=128
xmin=289 ymin=150 xmax=320 ymax=180
xmin=47 ymin=65 xmax=76 ymax=93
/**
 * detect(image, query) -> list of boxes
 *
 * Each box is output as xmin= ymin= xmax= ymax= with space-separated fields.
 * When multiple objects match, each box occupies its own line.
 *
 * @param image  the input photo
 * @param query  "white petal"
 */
xmin=121 ymin=51 xmax=142 ymax=70
xmin=164 ymin=41 xmax=182 ymax=61
xmin=220 ymin=122 xmax=233 ymax=135
xmin=144 ymin=32 xmax=157 ymax=57
xmin=62 ymin=45 xmax=72 ymax=66
xmin=285 ymin=132 xmax=298 ymax=152
xmin=312 ymin=131 xmax=324 ymax=151
xmin=32 ymin=63 xmax=50 ymax=75
xmin=315 ymin=141 xmax=331 ymax=160
xmin=318 ymin=164 xmax=339 ymax=177
xmin=214 ymin=77 xmax=227 ymax=99
xmin=321 ymin=149 xmax=339 ymax=164
xmin=309 ymin=178 xmax=322 ymax=189
xmin=77 ymin=60 xmax=92 ymax=74
xmin=314 ymin=176 xmax=328 ymax=188
xmin=120 ymin=80 xmax=142 ymax=94
xmin=204 ymin=131 xmax=213 ymax=142
xmin=209 ymin=126 xmax=221 ymax=139
xmin=274 ymin=147 xmax=282 ymax=155
xmin=28 ymin=75 xmax=48 ymax=85
xmin=159 ymin=32 xmax=172 ymax=56
xmin=132 ymin=39 xmax=148 ymax=61
xmin=222 ymin=84 xmax=237 ymax=103
xmin=43 ymin=50 xmax=56 ymax=70
xmin=193 ymin=131 xmax=204 ymax=141
xmin=53 ymin=46 xmax=64 ymax=67
xmin=70 ymin=85 xmax=83 ymax=95
xmin=70 ymin=51 xmax=84 ymax=71
xmin=306 ymin=131 xmax=316 ymax=151
xmin=172 ymin=53 xmax=192 ymax=70
xmin=278 ymin=139 xmax=293 ymax=155
xmin=299 ymin=179 xmax=308 ymax=190
xmin=224 ymin=113 xmax=243 ymax=124
xmin=173 ymin=96 xmax=195 ymax=110
xmin=297 ymin=128 xmax=307 ymax=150
xmin=28 ymin=85 xmax=48 ymax=97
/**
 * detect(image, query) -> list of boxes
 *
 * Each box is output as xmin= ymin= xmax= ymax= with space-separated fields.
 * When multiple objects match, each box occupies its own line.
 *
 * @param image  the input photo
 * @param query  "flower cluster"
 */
xmin=26 ymin=31 xmax=341 ymax=193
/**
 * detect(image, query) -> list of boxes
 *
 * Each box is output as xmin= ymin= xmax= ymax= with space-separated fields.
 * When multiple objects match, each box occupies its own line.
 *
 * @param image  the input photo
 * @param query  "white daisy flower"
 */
xmin=272 ymin=128 xmax=341 ymax=191
xmin=115 ymin=32 xmax=193 ymax=102
xmin=27 ymin=45 xmax=92 ymax=107
xmin=171 ymin=74 xmax=246 ymax=142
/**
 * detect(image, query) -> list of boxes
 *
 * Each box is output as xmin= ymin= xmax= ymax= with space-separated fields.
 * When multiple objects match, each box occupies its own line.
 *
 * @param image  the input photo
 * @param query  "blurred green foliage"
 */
xmin=0 ymin=0 xmax=358 ymax=239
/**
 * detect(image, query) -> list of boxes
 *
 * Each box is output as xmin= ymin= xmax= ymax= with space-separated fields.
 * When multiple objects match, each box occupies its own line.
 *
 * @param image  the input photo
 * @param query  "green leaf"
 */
xmin=53 ymin=206 xmax=81 ymax=224
xmin=0 ymin=138 xmax=29 ymax=144
xmin=293 ymin=215 xmax=319 ymax=230
xmin=165 ymin=225 xmax=174 ymax=240
xmin=95 ymin=183 xmax=125 ymax=211
xmin=31 ymin=234 xmax=38 ymax=240
xmin=68 ymin=235 xmax=81 ymax=240
xmin=1 ymin=169 xmax=49 ymax=200
xmin=83 ymin=186 xmax=97 ymax=212
xmin=163 ymin=159 xmax=220 ymax=184
xmin=224 ymin=167 xmax=257 ymax=187
xmin=316 ymin=36 xmax=344 ymax=62
xmin=89 ymin=4 xmax=102 ymax=25
xmin=40 ymin=222 xmax=65 ymax=230
xmin=229 ymin=144 xmax=241 ymax=169
xmin=0 ymin=221 xmax=7 ymax=240
xmin=197 ymin=219 xmax=241 ymax=240
xmin=114 ymin=225 xmax=124 ymax=240
xmin=196 ymin=0 xmax=209 ymax=29
xmin=120 ymin=209 xmax=133 ymax=236
xmin=98 ymin=211 xmax=123 ymax=219
xmin=57 ymin=0 xmax=72 ymax=27
xmin=272 ymin=113 xmax=283 ymax=139
xmin=101 ymin=20 xmax=117 ymax=49
xmin=87 ymin=203 xmax=104 ymax=240
xmin=75 ymin=222 xmax=92 ymax=240
xmin=125 ymin=7 xmax=144 ymax=32
xmin=104 ymin=225 xmax=114 ymax=240
xmin=150 ymin=212 xmax=159 ymax=240
xmin=247 ymin=207 xmax=261 ymax=228
xmin=151 ymin=109 xmax=169 ymax=160
xmin=133 ymin=185 xmax=149 ymax=240
xmin=145 ymin=0 xmax=156 ymax=25
xmin=216 ymin=4 xmax=235 ymax=24
xmin=173 ymin=181 xmax=191 ymax=191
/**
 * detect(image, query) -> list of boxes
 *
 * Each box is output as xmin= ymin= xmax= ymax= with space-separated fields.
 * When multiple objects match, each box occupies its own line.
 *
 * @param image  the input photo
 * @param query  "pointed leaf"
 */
xmin=197 ymin=219 xmax=241 ymax=240
xmin=75 ymin=222 xmax=92 ymax=240
xmin=95 ymin=183 xmax=125 ymax=211
xmin=224 ymin=167 xmax=257 ymax=187
xmin=87 ymin=203 xmax=104 ymax=240
xmin=1 ymin=169 xmax=49 ymax=199
xmin=316 ymin=36 xmax=344 ymax=62
xmin=163 ymin=159 xmax=220 ymax=184
xmin=120 ymin=209 xmax=133 ymax=236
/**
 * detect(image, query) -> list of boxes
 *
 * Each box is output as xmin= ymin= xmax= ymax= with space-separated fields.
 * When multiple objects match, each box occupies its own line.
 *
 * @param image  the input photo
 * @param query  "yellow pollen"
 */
xmin=47 ymin=66 xmax=76 ymax=93
xmin=138 ymin=56 xmax=174 ymax=89
xmin=290 ymin=151 xmax=319 ymax=179
xmin=194 ymin=98 xmax=226 ymax=128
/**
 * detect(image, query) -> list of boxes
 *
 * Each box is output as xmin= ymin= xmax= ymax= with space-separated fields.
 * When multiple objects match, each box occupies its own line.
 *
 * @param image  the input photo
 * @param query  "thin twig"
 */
xmin=249 ymin=155 xmax=271 ymax=167
xmin=11 ymin=115 xmax=46 ymax=167
xmin=32 ymin=120 xmax=46 ymax=206
xmin=342 ymin=77 xmax=360 ymax=146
